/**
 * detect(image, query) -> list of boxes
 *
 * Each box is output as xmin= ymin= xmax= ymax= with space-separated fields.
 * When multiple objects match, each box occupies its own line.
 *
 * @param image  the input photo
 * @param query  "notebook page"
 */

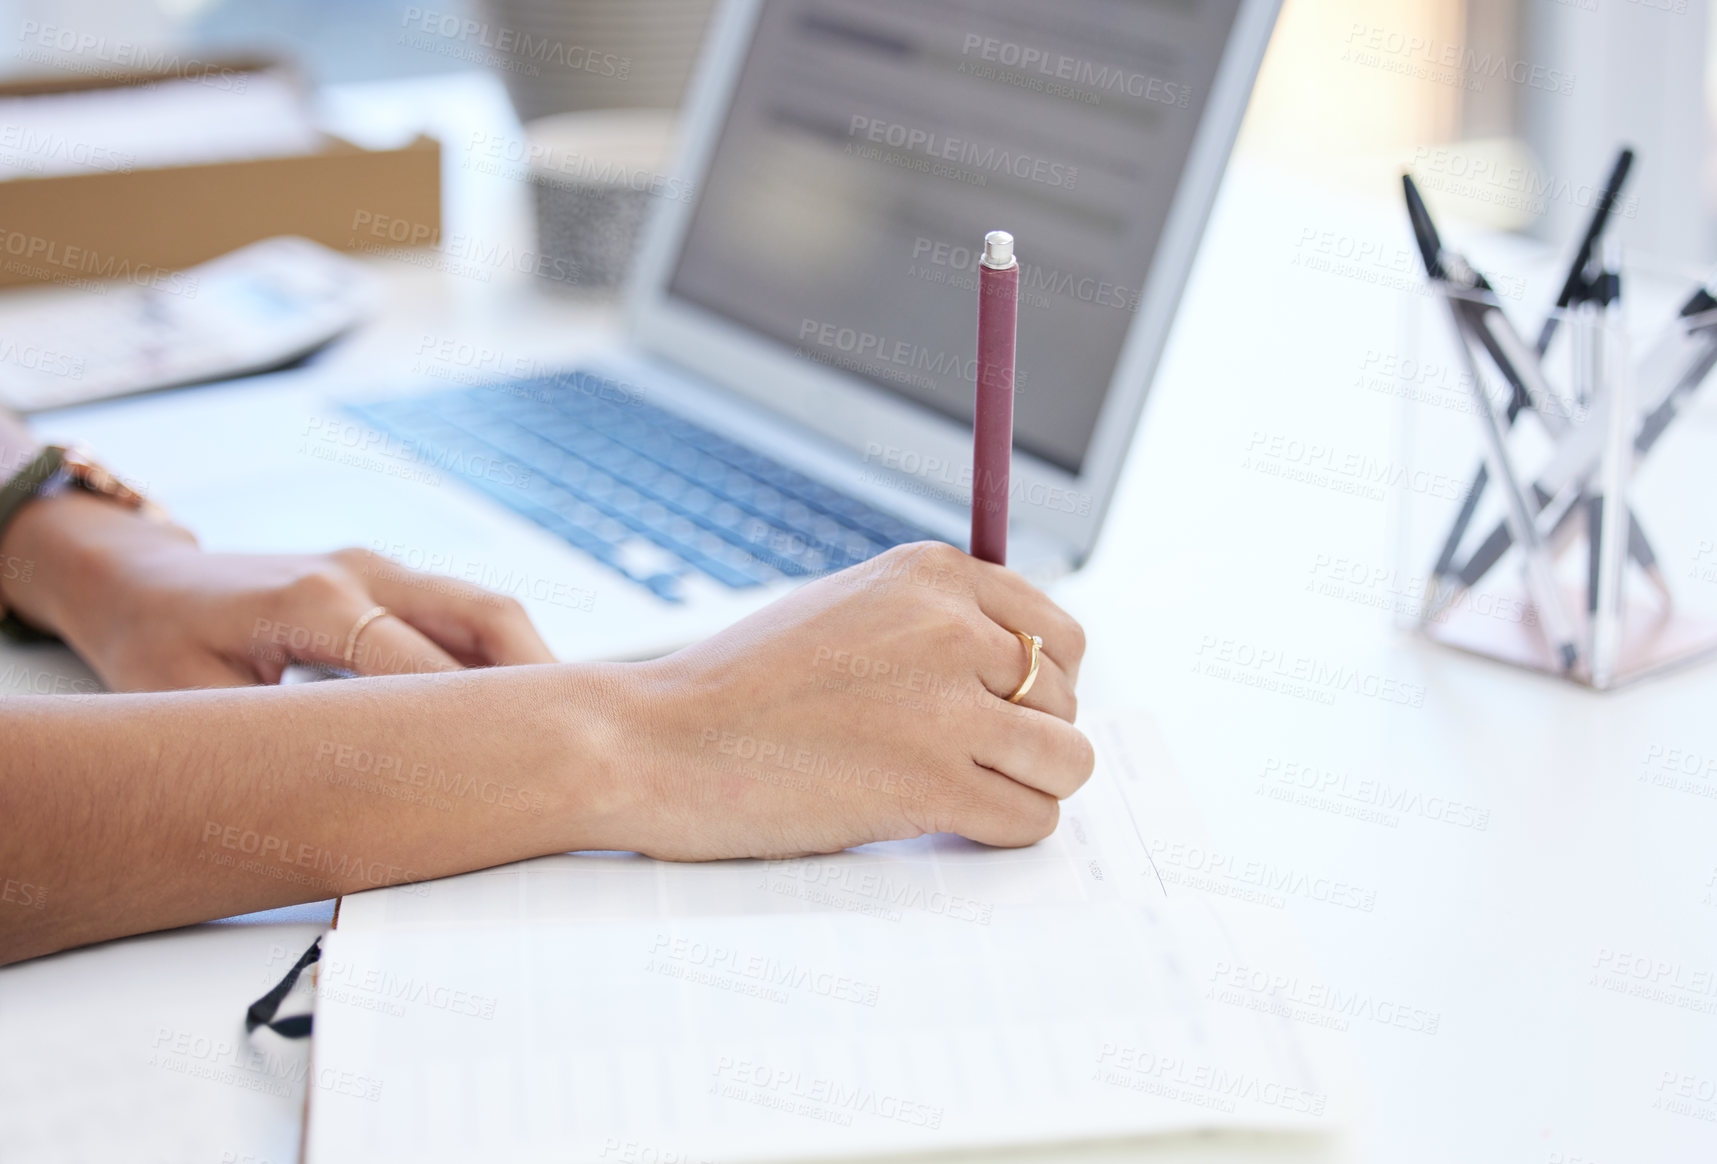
xmin=307 ymin=899 xmax=1328 ymax=1162
xmin=305 ymin=712 xmax=1341 ymax=1161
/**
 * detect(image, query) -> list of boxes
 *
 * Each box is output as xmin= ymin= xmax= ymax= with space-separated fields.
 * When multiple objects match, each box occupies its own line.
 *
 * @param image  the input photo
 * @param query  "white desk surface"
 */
xmin=3 ymin=74 xmax=1715 ymax=1164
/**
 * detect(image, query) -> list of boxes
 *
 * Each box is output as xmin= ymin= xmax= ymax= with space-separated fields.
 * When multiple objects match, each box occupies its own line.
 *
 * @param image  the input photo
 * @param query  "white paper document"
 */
xmin=0 ymin=72 xmax=323 ymax=181
xmin=305 ymin=712 xmax=1339 ymax=1162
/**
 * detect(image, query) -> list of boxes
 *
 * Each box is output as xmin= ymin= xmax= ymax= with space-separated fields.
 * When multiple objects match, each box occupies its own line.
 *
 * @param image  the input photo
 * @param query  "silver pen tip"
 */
xmin=982 ymin=230 xmax=1015 ymax=269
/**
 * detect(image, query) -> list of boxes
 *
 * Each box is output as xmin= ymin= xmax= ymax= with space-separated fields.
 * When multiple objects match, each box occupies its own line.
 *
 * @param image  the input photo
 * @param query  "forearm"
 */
xmin=0 ymin=663 xmax=643 ymax=964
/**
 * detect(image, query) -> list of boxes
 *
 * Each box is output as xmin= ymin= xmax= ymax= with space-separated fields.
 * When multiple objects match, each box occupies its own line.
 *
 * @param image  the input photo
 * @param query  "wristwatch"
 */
xmin=0 ymin=444 xmax=164 ymax=642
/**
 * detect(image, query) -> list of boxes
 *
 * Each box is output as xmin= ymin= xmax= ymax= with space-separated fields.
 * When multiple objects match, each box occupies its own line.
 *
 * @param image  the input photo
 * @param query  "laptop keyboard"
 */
xmin=346 ymin=373 xmax=939 ymax=602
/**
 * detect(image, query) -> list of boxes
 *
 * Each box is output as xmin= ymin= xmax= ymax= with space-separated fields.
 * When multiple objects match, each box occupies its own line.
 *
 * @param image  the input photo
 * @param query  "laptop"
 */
xmin=57 ymin=0 xmax=1280 ymax=664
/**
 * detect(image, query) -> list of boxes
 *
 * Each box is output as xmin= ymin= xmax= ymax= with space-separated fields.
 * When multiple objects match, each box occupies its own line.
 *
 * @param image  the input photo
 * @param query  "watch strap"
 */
xmin=0 ymin=446 xmax=68 ymax=642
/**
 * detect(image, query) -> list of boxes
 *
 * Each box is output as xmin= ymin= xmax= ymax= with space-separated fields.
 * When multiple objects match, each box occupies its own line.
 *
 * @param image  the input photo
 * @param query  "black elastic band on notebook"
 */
xmin=245 ymin=935 xmax=322 ymax=1039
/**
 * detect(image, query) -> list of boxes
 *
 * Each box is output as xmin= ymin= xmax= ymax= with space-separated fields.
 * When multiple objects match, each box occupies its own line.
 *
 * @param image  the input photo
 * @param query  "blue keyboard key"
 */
xmin=345 ymin=373 xmax=942 ymax=597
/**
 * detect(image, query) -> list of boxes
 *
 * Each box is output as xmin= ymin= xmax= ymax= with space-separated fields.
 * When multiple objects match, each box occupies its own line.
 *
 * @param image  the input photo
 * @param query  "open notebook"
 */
xmin=304 ymin=712 xmax=1344 ymax=1162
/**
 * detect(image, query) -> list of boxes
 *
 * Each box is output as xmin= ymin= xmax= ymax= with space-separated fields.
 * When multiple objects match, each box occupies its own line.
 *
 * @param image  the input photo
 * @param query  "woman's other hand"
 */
xmin=0 ymin=488 xmax=553 ymax=690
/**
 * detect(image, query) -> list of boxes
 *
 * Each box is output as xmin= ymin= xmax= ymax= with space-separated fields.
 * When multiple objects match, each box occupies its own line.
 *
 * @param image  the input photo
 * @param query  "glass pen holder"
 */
xmin=1391 ymin=254 xmax=1717 ymax=689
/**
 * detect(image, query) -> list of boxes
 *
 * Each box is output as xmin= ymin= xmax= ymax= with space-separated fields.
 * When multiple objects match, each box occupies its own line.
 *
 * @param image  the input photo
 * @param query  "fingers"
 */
xmin=956 ymin=610 xmax=1092 ymax=802
xmin=971 ymin=619 xmax=1076 ymax=721
xmin=336 ymin=550 xmax=557 ymax=667
xmin=966 ymin=557 xmax=1087 ymax=685
xmin=865 ymin=542 xmax=1086 ymax=684
xmin=129 ymin=652 xmax=256 ymax=693
xmin=244 ymin=645 xmax=289 ymax=686
xmin=957 ymin=614 xmax=1093 ymax=800
xmin=345 ymin=612 xmax=460 ymax=677
xmin=940 ymin=762 xmax=1064 ymax=848
xmin=968 ymin=709 xmax=1095 ymax=800
xmin=259 ymin=565 xmax=460 ymax=677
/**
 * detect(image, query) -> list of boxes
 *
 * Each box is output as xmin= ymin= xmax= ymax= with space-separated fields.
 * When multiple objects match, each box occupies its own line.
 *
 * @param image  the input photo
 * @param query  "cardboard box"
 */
xmin=0 ymin=58 xmax=441 ymax=288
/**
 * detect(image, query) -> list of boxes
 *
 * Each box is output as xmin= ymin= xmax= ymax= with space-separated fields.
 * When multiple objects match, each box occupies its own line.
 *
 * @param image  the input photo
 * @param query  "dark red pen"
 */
xmin=972 ymin=229 xmax=1017 ymax=565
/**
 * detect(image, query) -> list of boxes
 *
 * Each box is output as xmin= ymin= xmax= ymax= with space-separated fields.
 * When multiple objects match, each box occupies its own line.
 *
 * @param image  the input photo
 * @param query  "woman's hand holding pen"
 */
xmin=0 ymin=539 xmax=1090 ymax=963
xmin=604 ymin=541 xmax=1093 ymax=858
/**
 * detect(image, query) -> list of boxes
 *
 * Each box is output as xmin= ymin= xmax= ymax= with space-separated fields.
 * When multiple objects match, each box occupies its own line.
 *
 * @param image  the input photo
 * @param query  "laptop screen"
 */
xmin=667 ymin=0 xmax=1245 ymax=476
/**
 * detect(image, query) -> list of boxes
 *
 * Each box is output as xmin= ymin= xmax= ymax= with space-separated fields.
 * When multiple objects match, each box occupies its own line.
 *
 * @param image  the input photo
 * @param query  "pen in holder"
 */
xmin=1395 ymin=170 xmax=1717 ymax=689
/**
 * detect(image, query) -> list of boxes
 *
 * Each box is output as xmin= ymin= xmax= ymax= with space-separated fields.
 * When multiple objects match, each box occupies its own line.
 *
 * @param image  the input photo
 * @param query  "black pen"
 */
xmin=1403 ymin=174 xmax=1581 ymax=671
xmin=1407 ymin=172 xmax=1661 ymax=599
xmin=1536 ymin=147 xmax=1634 ymax=358
xmin=1423 ymin=150 xmax=1637 ymax=598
